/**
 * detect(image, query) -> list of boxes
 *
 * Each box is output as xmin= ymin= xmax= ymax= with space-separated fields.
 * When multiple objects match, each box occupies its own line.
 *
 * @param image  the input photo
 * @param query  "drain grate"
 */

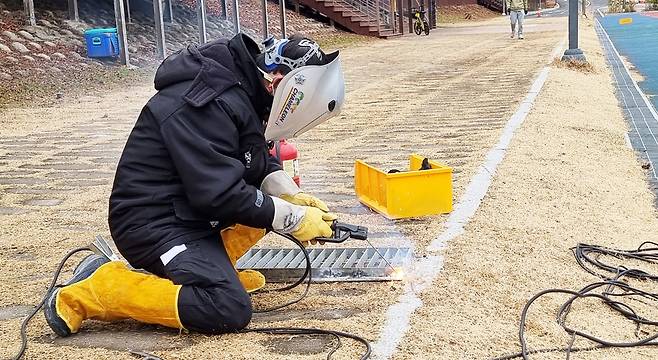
xmin=236 ymin=247 xmax=412 ymax=282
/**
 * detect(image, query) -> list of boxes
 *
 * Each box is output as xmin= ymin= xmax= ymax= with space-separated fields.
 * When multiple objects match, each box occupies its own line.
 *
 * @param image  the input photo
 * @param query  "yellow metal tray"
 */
xmin=354 ymin=154 xmax=453 ymax=219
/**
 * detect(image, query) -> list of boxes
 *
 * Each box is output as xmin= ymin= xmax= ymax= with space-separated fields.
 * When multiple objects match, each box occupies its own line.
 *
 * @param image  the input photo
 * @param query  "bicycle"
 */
xmin=412 ymin=8 xmax=430 ymax=35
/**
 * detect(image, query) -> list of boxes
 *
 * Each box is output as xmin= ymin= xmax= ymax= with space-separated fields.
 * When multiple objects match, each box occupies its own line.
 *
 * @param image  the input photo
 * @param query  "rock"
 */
xmin=16 ymin=69 xmax=29 ymax=76
xmin=43 ymin=41 xmax=57 ymax=47
xmin=11 ymin=42 xmax=29 ymax=54
xmin=28 ymin=42 xmax=42 ymax=50
xmin=22 ymin=55 xmax=35 ymax=61
xmin=70 ymin=39 xmax=84 ymax=47
xmin=37 ymin=19 xmax=55 ymax=28
xmin=0 ymin=72 xmax=12 ymax=81
xmin=5 ymin=56 xmax=19 ymax=63
xmin=35 ymin=53 xmax=51 ymax=61
xmin=49 ymin=66 xmax=62 ymax=74
xmin=68 ymin=51 xmax=84 ymax=60
xmin=51 ymin=52 xmax=66 ymax=60
xmin=77 ymin=62 xmax=90 ymax=68
xmin=34 ymin=68 xmax=45 ymax=74
xmin=17 ymin=30 xmax=35 ymax=41
xmin=0 ymin=43 xmax=11 ymax=53
xmin=60 ymin=29 xmax=73 ymax=36
xmin=2 ymin=31 xmax=21 ymax=42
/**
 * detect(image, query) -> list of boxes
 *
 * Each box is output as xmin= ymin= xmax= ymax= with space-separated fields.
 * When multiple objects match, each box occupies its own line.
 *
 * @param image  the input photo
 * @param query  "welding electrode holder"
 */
xmin=315 ymin=221 xmax=368 ymax=243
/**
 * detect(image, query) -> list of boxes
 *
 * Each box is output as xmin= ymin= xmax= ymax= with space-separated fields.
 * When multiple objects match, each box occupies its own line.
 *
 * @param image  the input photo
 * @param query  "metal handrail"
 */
xmin=334 ymin=0 xmax=394 ymax=28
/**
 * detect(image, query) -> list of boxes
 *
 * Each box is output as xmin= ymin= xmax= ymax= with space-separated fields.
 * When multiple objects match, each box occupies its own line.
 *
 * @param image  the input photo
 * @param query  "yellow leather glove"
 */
xmin=280 ymin=193 xmax=330 ymax=212
xmin=290 ymin=207 xmax=337 ymax=242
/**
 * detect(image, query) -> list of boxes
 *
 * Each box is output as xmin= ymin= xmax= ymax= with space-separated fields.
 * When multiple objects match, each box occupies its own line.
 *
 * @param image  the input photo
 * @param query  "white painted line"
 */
xmin=625 ymin=133 xmax=633 ymax=149
xmin=371 ymin=41 xmax=559 ymax=358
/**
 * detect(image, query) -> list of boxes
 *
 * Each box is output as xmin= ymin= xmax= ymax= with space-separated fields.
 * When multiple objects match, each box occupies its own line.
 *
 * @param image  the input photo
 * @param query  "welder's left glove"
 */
xmin=261 ymin=170 xmax=330 ymax=212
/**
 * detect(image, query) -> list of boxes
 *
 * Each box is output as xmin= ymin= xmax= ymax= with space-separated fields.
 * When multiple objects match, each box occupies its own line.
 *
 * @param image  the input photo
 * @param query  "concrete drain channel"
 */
xmin=236 ymin=247 xmax=412 ymax=282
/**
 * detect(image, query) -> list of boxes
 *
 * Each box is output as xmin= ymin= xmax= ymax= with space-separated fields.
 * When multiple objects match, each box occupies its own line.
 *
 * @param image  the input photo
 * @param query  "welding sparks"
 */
xmin=390 ymin=267 xmax=406 ymax=281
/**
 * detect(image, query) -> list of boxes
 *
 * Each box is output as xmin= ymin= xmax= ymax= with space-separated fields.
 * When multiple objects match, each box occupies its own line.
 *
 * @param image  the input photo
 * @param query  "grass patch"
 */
xmin=313 ymin=32 xmax=377 ymax=51
xmin=551 ymin=58 xmax=597 ymax=73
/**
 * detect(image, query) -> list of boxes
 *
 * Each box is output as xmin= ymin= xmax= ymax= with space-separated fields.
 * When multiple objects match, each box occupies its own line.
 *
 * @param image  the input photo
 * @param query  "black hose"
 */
xmin=245 ymin=232 xmax=372 ymax=359
xmin=12 ymin=247 xmax=92 ymax=360
xmin=14 ymin=234 xmax=371 ymax=360
xmin=492 ymin=242 xmax=658 ymax=360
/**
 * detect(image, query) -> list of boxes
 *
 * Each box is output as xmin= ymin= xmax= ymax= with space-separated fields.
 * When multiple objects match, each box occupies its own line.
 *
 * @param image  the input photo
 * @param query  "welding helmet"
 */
xmin=256 ymin=36 xmax=345 ymax=141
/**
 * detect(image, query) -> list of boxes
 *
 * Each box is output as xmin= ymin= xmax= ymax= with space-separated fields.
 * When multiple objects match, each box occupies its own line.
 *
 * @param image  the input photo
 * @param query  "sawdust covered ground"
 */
xmin=394 ymin=19 xmax=658 ymax=359
xmin=0 ymin=16 xmax=573 ymax=360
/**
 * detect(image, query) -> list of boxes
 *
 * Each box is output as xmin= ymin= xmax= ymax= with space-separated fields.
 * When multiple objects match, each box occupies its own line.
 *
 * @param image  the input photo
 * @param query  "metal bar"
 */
xmin=275 ymin=249 xmax=297 ymax=268
xmin=311 ymin=249 xmax=330 ymax=268
xmin=264 ymin=249 xmax=288 ymax=268
xmin=333 ymin=248 xmax=350 ymax=268
xmin=24 ymin=0 xmax=36 ymax=26
xmin=221 ymin=0 xmax=228 ymax=19
xmin=290 ymin=249 xmax=306 ymax=268
xmin=344 ymin=249 xmax=361 ymax=268
xmin=397 ymin=0 xmax=403 ymax=34
xmin=407 ymin=0 xmax=412 ymax=33
xmin=197 ymin=0 xmax=207 ymax=43
xmin=356 ymin=249 xmax=371 ymax=268
xmin=319 ymin=248 xmax=342 ymax=268
xmin=377 ymin=0 xmax=381 ymax=34
xmin=242 ymin=249 xmax=265 ymax=268
xmin=68 ymin=0 xmax=79 ymax=21
xmin=262 ymin=0 xmax=269 ymax=38
xmin=279 ymin=0 xmax=287 ymax=37
xmin=253 ymin=249 xmax=277 ymax=267
xmin=125 ymin=0 xmax=132 ymax=23
xmin=153 ymin=0 xmax=167 ymax=59
xmin=165 ymin=0 xmax=174 ymax=23
xmin=113 ymin=0 xmax=130 ymax=65
xmin=232 ymin=0 xmax=241 ymax=33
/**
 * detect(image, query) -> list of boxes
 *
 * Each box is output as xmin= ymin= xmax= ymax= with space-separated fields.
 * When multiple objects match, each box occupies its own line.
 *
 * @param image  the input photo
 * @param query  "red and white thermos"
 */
xmin=269 ymin=139 xmax=300 ymax=186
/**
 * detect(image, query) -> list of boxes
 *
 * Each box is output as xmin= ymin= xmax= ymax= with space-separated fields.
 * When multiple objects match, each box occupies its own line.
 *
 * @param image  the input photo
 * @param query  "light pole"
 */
xmin=562 ymin=0 xmax=587 ymax=62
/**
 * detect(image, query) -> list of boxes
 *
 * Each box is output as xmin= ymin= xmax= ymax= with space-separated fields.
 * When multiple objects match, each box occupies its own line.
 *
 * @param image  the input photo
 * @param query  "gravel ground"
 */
xmin=2 ymin=13 xmax=651 ymax=360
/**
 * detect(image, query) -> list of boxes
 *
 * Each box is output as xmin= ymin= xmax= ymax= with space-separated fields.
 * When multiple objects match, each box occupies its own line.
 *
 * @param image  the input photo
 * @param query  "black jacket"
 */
xmin=109 ymin=34 xmax=281 ymax=268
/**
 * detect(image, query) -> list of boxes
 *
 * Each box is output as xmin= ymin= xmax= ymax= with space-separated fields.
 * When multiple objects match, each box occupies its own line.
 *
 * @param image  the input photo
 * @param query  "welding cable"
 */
xmin=249 ymin=232 xmax=311 ymax=313
xmin=491 ymin=243 xmax=658 ymax=360
xmin=243 ymin=232 xmax=373 ymax=359
xmin=242 ymin=327 xmax=372 ymax=360
xmin=12 ymin=246 xmax=92 ymax=360
xmin=573 ymin=242 xmax=658 ymax=280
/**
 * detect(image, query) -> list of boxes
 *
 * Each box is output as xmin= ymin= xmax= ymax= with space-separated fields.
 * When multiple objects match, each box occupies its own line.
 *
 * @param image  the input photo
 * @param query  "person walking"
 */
xmin=507 ymin=0 xmax=528 ymax=39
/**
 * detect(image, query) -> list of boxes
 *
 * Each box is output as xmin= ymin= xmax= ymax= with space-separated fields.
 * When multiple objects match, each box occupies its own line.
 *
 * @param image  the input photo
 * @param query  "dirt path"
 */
xmin=0 ymin=16 xmax=575 ymax=360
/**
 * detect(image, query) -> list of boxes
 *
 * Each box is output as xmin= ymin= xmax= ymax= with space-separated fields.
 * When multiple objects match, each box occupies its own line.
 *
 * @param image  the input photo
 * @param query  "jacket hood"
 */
xmin=153 ymin=34 xmax=273 ymax=116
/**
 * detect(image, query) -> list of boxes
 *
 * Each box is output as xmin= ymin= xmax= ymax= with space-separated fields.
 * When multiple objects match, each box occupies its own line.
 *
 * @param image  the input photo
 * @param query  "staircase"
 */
xmin=298 ymin=0 xmax=401 ymax=38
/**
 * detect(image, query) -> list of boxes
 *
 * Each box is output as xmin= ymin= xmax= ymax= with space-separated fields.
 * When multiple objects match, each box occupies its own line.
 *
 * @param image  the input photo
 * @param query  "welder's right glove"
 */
xmin=271 ymin=197 xmax=336 ymax=242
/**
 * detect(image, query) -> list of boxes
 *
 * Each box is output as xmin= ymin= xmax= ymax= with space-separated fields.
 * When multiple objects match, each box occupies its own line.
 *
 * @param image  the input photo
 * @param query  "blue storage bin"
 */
xmin=84 ymin=28 xmax=119 ymax=58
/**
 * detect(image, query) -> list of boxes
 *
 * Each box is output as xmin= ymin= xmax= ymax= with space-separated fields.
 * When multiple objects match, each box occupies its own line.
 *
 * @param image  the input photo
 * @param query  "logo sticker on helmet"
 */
xmin=275 ymin=87 xmax=304 ymax=126
xmin=294 ymin=74 xmax=306 ymax=85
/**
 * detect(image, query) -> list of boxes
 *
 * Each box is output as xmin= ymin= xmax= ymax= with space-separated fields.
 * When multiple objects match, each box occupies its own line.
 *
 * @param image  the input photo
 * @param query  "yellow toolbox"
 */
xmin=354 ymin=154 xmax=453 ymax=219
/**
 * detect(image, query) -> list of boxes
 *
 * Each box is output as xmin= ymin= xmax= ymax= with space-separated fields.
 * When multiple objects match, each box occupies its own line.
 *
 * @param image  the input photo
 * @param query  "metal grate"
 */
xmin=236 ymin=247 xmax=412 ymax=282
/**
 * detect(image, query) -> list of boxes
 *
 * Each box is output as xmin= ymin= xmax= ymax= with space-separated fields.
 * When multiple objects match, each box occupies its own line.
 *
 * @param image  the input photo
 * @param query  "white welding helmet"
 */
xmin=257 ymin=37 xmax=345 ymax=141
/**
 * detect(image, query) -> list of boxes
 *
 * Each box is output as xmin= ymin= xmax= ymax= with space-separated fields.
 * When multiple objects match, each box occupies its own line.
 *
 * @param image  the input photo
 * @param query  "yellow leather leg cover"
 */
xmin=237 ymin=270 xmax=266 ymax=293
xmin=221 ymin=224 xmax=267 ymax=293
xmin=56 ymin=261 xmax=183 ymax=333
xmin=221 ymin=224 xmax=266 ymax=264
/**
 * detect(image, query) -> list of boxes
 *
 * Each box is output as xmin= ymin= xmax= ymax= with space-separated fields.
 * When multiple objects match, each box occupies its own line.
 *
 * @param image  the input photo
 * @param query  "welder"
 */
xmin=43 ymin=33 xmax=345 ymax=335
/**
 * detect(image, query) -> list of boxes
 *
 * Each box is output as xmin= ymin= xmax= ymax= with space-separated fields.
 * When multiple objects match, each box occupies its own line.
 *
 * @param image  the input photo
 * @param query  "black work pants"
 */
xmin=144 ymin=234 xmax=252 ymax=333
